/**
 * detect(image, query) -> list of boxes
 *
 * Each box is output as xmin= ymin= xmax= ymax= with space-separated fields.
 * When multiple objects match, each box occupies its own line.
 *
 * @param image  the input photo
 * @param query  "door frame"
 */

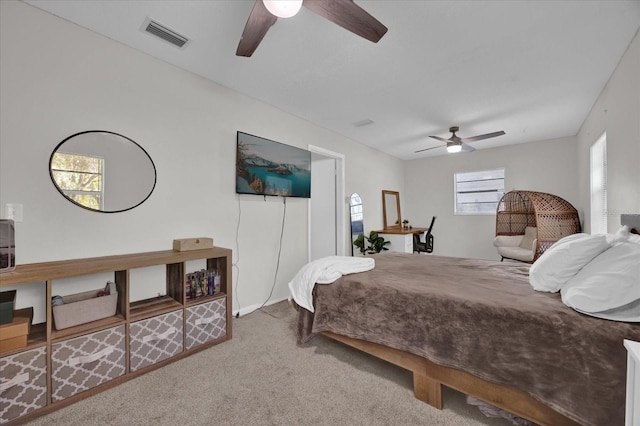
xmin=308 ymin=145 xmax=346 ymax=260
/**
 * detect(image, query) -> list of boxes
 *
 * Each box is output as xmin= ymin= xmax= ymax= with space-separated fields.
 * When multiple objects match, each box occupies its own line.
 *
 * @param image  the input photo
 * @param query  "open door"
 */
xmin=308 ymin=146 xmax=345 ymax=261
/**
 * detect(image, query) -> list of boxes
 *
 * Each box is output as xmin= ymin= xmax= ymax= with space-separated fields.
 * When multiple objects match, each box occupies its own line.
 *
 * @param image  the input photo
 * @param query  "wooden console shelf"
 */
xmin=0 ymin=247 xmax=232 ymax=424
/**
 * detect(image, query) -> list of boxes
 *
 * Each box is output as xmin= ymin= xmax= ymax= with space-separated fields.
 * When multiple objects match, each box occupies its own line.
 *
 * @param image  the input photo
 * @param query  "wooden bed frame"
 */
xmin=322 ymin=330 xmax=580 ymax=426
xmin=317 ymin=215 xmax=640 ymax=425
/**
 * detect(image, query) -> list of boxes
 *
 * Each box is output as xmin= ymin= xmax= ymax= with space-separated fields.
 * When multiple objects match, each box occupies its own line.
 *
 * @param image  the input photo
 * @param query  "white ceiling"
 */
xmin=23 ymin=0 xmax=640 ymax=159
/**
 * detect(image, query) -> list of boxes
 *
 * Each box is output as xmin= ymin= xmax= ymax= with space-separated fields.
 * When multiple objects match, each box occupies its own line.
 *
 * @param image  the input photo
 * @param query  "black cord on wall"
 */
xmin=258 ymin=197 xmax=286 ymax=311
xmin=233 ymin=195 xmax=287 ymax=318
xmin=233 ymin=196 xmax=242 ymax=318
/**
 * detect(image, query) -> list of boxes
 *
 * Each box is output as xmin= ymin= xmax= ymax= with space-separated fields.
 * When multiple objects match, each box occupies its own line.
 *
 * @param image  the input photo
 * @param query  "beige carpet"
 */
xmin=25 ymin=301 xmax=513 ymax=425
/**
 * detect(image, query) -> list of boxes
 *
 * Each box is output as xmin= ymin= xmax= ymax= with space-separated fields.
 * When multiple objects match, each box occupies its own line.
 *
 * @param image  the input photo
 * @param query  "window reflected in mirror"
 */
xmin=50 ymin=152 xmax=104 ymax=210
xmin=349 ymin=193 xmax=364 ymax=255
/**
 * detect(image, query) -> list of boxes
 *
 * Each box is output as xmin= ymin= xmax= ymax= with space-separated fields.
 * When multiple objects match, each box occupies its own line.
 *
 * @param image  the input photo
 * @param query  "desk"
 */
xmin=376 ymin=228 xmax=427 ymax=253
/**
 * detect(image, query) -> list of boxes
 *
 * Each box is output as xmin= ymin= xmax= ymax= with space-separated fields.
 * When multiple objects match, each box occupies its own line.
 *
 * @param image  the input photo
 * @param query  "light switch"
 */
xmin=5 ymin=204 xmax=23 ymax=222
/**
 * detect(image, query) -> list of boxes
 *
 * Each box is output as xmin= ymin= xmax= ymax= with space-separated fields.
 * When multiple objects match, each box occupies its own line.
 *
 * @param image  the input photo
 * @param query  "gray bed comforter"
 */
xmin=295 ymin=252 xmax=640 ymax=426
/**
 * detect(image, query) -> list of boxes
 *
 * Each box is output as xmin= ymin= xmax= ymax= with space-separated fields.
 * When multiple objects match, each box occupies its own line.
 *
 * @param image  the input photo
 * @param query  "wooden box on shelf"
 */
xmin=0 ymin=306 xmax=32 ymax=352
xmin=52 ymin=289 xmax=118 ymax=330
xmin=173 ymin=237 xmax=213 ymax=252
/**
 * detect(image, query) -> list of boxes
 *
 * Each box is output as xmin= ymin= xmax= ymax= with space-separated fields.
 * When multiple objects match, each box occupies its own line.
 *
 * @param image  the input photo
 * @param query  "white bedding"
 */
xmin=561 ymin=241 xmax=640 ymax=321
xmin=529 ymin=226 xmax=640 ymax=322
xmin=288 ymin=256 xmax=375 ymax=312
xmin=528 ymin=233 xmax=610 ymax=292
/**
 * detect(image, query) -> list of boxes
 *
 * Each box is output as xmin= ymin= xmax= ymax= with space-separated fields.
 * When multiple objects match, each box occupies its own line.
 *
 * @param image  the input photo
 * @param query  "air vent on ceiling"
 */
xmin=142 ymin=18 xmax=189 ymax=48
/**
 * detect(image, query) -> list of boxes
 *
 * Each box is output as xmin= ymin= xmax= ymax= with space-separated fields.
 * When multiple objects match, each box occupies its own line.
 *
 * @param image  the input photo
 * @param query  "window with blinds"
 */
xmin=590 ymin=133 xmax=607 ymax=234
xmin=50 ymin=152 xmax=104 ymax=210
xmin=454 ymin=168 xmax=505 ymax=215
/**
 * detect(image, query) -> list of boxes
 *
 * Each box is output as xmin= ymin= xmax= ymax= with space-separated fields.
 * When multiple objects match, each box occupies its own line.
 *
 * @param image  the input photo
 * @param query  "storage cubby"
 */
xmin=0 ymin=247 xmax=232 ymax=425
xmin=50 ymin=271 xmax=127 ymax=342
xmin=0 ymin=282 xmax=48 ymax=354
xmin=129 ymin=264 xmax=182 ymax=323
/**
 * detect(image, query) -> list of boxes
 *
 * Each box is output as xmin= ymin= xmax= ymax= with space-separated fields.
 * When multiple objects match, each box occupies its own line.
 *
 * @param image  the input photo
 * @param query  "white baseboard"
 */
xmin=233 ymin=296 xmax=289 ymax=318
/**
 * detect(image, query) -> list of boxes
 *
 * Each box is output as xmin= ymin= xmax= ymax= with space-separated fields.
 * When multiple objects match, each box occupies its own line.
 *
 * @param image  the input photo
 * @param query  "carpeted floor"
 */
xmin=24 ymin=301 xmax=513 ymax=425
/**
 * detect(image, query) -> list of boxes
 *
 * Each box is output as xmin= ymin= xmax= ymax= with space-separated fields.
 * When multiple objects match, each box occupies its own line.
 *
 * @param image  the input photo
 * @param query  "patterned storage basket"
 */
xmin=129 ymin=310 xmax=183 ymax=372
xmin=185 ymin=297 xmax=226 ymax=350
xmin=1 ymin=346 xmax=47 ymax=423
xmin=51 ymin=325 xmax=126 ymax=402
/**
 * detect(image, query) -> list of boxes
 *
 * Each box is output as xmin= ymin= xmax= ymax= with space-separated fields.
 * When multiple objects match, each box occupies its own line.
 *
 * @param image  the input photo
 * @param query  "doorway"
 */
xmin=308 ymin=145 xmax=345 ymax=261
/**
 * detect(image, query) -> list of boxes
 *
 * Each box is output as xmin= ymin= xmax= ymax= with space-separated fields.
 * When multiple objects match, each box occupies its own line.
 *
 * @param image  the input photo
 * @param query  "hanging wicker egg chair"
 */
xmin=495 ymin=190 xmax=581 ymax=262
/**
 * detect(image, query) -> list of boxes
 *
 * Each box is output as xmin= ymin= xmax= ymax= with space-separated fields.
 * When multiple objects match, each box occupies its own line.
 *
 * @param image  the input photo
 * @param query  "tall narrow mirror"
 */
xmin=382 ymin=190 xmax=401 ymax=229
xmin=349 ymin=193 xmax=364 ymax=256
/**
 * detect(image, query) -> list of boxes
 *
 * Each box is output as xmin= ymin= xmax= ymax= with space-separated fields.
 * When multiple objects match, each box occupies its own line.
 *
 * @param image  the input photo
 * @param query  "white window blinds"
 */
xmin=590 ymin=133 xmax=607 ymax=234
xmin=454 ymin=168 xmax=505 ymax=215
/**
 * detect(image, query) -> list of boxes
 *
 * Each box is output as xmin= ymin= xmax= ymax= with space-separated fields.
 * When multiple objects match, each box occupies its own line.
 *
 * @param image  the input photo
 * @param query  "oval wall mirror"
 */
xmin=349 ymin=193 xmax=364 ymax=256
xmin=49 ymin=131 xmax=157 ymax=213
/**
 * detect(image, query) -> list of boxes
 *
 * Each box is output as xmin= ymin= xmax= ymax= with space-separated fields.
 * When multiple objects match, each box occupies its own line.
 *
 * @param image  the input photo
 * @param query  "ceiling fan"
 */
xmin=236 ymin=0 xmax=388 ymax=57
xmin=415 ymin=126 xmax=506 ymax=154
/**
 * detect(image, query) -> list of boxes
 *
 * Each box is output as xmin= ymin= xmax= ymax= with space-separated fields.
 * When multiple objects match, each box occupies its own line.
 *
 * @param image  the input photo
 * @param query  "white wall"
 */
xmin=4 ymin=1 xmax=636 ymax=320
xmin=576 ymin=31 xmax=640 ymax=232
xmin=0 ymin=1 xmax=404 ymax=320
xmin=403 ymin=137 xmax=578 ymax=260
xmin=403 ymin=29 xmax=640 ymax=259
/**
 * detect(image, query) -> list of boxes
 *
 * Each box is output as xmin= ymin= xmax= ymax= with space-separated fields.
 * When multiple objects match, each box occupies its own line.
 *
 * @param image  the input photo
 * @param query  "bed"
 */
xmin=292 ymin=216 xmax=640 ymax=426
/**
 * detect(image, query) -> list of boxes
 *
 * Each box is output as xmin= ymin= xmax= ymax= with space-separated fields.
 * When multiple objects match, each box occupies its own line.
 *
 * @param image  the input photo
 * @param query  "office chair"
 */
xmin=413 ymin=216 xmax=436 ymax=253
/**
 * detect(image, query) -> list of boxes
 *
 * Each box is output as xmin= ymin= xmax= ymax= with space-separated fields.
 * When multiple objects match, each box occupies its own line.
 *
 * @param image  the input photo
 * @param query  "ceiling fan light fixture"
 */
xmin=262 ymin=0 xmax=303 ymax=18
xmin=447 ymin=144 xmax=462 ymax=153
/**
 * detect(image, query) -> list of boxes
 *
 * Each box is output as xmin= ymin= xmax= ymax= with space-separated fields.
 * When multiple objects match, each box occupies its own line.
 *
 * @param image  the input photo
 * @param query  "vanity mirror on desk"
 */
xmin=378 ymin=190 xmax=426 ymax=253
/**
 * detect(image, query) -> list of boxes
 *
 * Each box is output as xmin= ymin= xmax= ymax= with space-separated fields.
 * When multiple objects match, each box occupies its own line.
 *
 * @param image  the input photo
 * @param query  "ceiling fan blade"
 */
xmin=460 ymin=131 xmax=506 ymax=143
xmin=236 ymin=0 xmax=278 ymax=57
xmin=303 ymin=0 xmax=388 ymax=43
xmin=415 ymin=145 xmax=443 ymax=153
xmin=461 ymin=143 xmax=476 ymax=152
xmin=428 ymin=135 xmax=451 ymax=143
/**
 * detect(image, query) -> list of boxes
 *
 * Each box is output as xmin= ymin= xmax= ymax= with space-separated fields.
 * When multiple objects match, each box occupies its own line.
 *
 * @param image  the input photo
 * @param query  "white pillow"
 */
xmin=606 ymin=225 xmax=630 ymax=244
xmin=561 ymin=241 xmax=640 ymax=321
xmin=528 ymin=233 xmax=610 ymax=292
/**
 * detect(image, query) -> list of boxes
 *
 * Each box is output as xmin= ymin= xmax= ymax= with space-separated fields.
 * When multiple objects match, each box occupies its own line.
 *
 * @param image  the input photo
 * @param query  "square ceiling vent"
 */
xmin=141 ymin=17 xmax=189 ymax=48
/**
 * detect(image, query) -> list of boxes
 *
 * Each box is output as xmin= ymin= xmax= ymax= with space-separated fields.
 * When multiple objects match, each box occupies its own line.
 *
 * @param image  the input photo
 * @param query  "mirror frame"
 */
xmin=382 ymin=190 xmax=402 ymax=230
xmin=49 ymin=130 xmax=157 ymax=213
xmin=349 ymin=192 xmax=364 ymax=256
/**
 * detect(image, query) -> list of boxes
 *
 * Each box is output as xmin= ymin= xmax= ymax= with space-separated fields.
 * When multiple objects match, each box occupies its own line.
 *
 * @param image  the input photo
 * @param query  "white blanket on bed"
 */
xmin=288 ymin=256 xmax=375 ymax=312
